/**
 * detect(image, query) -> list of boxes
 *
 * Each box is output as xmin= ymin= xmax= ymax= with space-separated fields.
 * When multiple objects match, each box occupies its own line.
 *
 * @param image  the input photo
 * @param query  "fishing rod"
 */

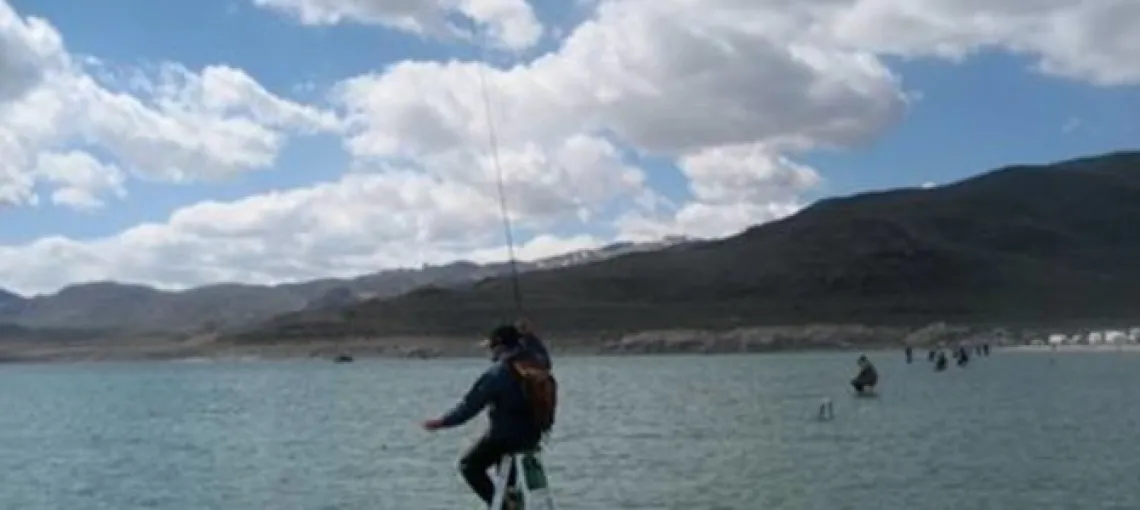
xmin=475 ymin=41 xmax=525 ymax=316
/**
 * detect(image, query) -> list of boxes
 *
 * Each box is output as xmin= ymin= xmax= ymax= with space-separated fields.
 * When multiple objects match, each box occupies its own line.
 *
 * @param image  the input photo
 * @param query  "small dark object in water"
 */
xmin=983 ymin=344 xmax=990 ymax=356
xmin=934 ymin=353 xmax=948 ymax=371
xmin=927 ymin=350 xmax=937 ymax=361
xmin=905 ymin=346 xmax=913 ymax=363
xmin=818 ymin=398 xmax=834 ymax=420
xmin=334 ymin=354 xmax=354 ymax=363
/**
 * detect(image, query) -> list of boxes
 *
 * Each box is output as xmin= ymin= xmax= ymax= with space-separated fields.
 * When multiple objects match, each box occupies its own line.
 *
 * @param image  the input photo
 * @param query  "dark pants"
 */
xmin=459 ymin=434 xmax=519 ymax=506
xmin=851 ymin=380 xmax=875 ymax=393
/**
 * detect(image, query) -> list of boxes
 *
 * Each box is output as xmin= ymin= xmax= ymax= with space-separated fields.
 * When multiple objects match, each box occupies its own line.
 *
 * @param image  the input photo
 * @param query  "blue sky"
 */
xmin=1 ymin=0 xmax=1138 ymax=293
xmin=810 ymin=52 xmax=1140 ymax=196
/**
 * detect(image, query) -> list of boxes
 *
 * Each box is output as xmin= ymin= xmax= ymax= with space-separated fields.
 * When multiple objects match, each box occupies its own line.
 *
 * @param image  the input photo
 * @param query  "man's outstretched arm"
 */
xmin=432 ymin=369 xmax=497 ymax=429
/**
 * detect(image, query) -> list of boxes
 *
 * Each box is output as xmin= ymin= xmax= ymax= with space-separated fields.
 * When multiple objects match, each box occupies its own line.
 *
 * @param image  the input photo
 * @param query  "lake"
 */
xmin=0 ymin=351 xmax=1136 ymax=509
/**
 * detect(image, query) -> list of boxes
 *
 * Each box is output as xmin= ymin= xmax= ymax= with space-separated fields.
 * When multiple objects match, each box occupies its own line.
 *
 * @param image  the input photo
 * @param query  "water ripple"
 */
xmin=0 ymin=352 xmax=1136 ymax=509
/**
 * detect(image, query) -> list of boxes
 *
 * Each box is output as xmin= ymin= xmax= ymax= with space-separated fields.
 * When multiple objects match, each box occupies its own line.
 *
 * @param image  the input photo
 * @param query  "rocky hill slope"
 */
xmin=230 ymin=151 xmax=1140 ymax=342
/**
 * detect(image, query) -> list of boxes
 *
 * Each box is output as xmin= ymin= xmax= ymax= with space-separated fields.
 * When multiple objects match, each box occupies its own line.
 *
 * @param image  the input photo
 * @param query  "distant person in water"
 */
xmin=934 ymin=351 xmax=948 ymax=371
xmin=956 ymin=346 xmax=970 ymax=366
xmin=422 ymin=324 xmax=557 ymax=509
xmin=516 ymin=319 xmax=552 ymax=370
xmin=905 ymin=346 xmax=913 ymax=364
xmin=851 ymin=355 xmax=878 ymax=394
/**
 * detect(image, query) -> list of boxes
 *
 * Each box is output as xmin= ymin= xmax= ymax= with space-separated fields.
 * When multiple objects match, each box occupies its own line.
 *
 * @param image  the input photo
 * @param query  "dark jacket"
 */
xmin=439 ymin=351 xmax=543 ymax=449
xmin=854 ymin=364 xmax=878 ymax=386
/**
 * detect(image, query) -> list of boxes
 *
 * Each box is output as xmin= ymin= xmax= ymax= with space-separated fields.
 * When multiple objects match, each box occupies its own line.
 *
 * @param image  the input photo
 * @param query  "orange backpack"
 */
xmin=509 ymin=359 xmax=558 ymax=434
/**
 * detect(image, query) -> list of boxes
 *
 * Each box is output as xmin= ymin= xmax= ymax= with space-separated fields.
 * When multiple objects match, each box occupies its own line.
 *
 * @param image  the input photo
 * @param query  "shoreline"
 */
xmin=0 ymin=341 xmax=896 ymax=364
xmin=4 ymin=323 xmax=1137 ymax=364
xmin=0 ymin=335 xmax=916 ymax=364
xmin=5 ymin=343 xmax=1138 ymax=365
xmin=1001 ymin=344 xmax=1140 ymax=353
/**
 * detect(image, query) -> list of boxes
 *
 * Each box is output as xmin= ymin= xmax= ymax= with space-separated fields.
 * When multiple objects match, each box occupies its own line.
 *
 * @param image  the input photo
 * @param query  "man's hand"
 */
xmin=421 ymin=418 xmax=445 ymax=431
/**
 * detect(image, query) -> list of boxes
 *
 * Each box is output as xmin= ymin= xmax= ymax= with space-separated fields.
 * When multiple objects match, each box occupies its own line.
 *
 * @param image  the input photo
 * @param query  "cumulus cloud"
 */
xmin=329 ymin=0 xmax=908 ymax=241
xmin=616 ymin=145 xmax=821 ymax=240
xmin=826 ymin=0 xmax=1140 ymax=86
xmin=34 ymin=151 xmax=127 ymax=210
xmin=2 ymin=0 xmax=1139 ymax=294
xmin=0 ymin=171 xmax=603 ymax=292
xmin=0 ymin=0 xmax=339 ymax=209
xmin=250 ymin=0 xmax=544 ymax=51
xmin=614 ymin=146 xmax=819 ymax=240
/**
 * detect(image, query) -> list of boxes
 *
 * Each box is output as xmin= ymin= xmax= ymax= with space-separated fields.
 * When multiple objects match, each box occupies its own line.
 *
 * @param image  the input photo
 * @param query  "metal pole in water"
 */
xmin=818 ymin=398 xmax=834 ymax=421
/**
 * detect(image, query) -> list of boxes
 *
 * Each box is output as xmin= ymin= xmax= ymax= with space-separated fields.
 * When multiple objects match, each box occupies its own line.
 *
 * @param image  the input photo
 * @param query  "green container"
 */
xmin=520 ymin=453 xmax=548 ymax=491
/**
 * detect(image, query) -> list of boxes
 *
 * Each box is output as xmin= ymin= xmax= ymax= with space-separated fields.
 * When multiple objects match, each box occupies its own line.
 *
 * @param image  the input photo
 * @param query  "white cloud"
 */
xmin=2 ymin=0 xmax=1140 ymax=295
xmin=1 ymin=0 xmax=62 ymax=205
xmin=616 ymin=200 xmax=804 ymax=242
xmin=679 ymin=145 xmax=822 ymax=208
xmin=0 ymin=0 xmax=63 ymax=102
xmin=826 ymin=0 xmax=1140 ymax=86
xmin=71 ymin=63 xmax=340 ymax=183
xmin=0 ymin=0 xmax=340 ymax=209
xmin=333 ymin=1 xmax=908 ymax=155
xmin=34 ymin=151 xmax=127 ymax=210
xmin=0 ymin=170 xmax=602 ymax=293
xmin=0 ymin=130 xmax=36 ymax=205
xmin=559 ymin=0 xmax=906 ymax=154
xmin=250 ymin=0 xmax=544 ymax=51
xmin=330 ymin=0 xmax=908 ymax=243
xmin=616 ymin=145 xmax=819 ymax=240
xmin=465 ymin=233 xmax=607 ymax=264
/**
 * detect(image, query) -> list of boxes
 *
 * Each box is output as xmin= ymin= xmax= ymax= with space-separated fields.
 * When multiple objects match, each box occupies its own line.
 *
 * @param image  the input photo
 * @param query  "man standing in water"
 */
xmin=422 ymin=324 xmax=557 ymax=508
xmin=851 ymin=355 xmax=879 ymax=394
xmin=956 ymin=345 xmax=970 ymax=366
xmin=934 ymin=350 xmax=948 ymax=371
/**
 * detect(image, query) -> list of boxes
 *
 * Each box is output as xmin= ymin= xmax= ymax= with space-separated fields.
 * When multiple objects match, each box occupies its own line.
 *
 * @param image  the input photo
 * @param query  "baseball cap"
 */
xmin=479 ymin=324 xmax=522 ymax=349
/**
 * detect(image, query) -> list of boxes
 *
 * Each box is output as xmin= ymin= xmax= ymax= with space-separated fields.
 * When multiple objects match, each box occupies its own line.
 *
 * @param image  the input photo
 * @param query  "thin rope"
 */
xmin=475 ymin=43 xmax=524 ymax=315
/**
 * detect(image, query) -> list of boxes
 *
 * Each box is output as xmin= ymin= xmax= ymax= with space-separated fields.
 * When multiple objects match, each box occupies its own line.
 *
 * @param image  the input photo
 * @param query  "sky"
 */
xmin=1 ymin=0 xmax=1138 ymax=297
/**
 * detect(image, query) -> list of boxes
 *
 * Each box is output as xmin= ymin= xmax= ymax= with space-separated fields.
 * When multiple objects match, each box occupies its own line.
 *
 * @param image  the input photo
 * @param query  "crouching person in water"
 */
xmin=422 ymin=324 xmax=557 ymax=508
xmin=851 ymin=355 xmax=878 ymax=394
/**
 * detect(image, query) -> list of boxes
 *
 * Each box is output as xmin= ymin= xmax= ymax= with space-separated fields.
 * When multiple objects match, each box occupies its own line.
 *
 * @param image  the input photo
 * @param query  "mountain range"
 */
xmin=0 ymin=237 xmax=690 ymax=339
xmin=5 ymin=150 xmax=1140 ymax=346
xmin=228 ymin=150 xmax=1140 ymax=342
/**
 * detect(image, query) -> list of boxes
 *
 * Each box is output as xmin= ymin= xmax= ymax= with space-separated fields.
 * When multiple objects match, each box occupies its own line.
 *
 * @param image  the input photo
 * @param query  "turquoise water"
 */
xmin=0 ymin=351 xmax=1136 ymax=509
